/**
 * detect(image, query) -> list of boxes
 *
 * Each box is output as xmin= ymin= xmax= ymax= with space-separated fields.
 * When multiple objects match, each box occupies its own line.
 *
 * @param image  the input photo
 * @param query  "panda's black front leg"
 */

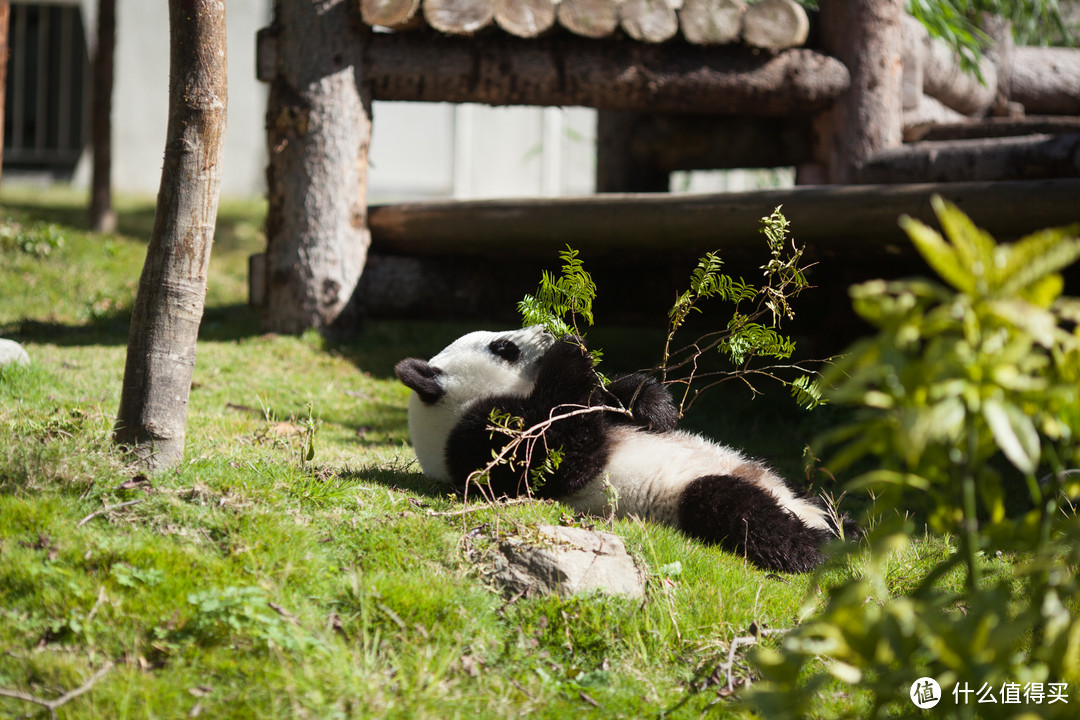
xmin=527 ymin=336 xmax=602 ymax=413
xmin=604 ymin=373 xmax=679 ymax=432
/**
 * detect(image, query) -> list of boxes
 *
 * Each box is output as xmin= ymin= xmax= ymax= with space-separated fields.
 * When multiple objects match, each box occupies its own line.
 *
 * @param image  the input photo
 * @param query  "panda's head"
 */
xmin=394 ymin=326 xmax=555 ymax=481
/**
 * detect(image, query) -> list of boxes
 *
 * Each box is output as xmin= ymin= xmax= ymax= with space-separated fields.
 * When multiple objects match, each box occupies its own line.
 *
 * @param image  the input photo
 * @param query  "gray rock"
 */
xmin=0 ymin=339 xmax=30 ymax=368
xmin=482 ymin=524 xmax=646 ymax=599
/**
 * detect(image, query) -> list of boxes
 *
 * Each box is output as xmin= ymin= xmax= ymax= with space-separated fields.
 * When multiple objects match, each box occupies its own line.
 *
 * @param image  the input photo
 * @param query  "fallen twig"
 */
xmin=76 ymin=499 xmax=142 ymax=528
xmin=0 ymin=660 xmax=115 ymax=720
xmin=721 ymin=627 xmax=789 ymax=693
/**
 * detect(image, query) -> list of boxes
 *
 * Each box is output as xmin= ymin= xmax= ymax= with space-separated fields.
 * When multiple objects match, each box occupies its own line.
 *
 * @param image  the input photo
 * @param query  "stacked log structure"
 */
xmin=360 ymin=0 xmax=812 ymax=49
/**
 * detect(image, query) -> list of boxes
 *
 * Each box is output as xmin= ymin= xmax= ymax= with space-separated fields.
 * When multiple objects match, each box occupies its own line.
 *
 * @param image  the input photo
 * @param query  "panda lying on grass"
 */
xmin=395 ymin=326 xmax=852 ymax=573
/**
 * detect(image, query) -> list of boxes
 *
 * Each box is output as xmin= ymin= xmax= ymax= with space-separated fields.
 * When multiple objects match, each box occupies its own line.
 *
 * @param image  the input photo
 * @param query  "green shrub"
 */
xmin=747 ymin=197 xmax=1080 ymax=718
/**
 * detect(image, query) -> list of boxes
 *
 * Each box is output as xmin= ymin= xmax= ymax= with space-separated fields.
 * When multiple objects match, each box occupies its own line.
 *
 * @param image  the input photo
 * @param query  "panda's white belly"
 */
xmin=563 ymin=425 xmax=832 ymax=532
xmin=563 ymin=426 xmax=749 ymax=524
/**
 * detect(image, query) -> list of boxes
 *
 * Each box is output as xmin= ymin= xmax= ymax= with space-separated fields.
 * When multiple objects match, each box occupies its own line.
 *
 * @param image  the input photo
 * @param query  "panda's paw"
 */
xmin=605 ymin=373 xmax=679 ymax=432
xmin=532 ymin=336 xmax=599 ymax=404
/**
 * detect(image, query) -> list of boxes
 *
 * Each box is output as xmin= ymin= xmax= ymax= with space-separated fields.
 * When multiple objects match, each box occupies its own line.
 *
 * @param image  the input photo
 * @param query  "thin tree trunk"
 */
xmin=114 ymin=0 xmax=227 ymax=470
xmin=0 ymin=1 xmax=10 ymax=186
xmin=262 ymin=0 xmax=372 ymax=334
xmin=89 ymin=0 xmax=117 ymax=233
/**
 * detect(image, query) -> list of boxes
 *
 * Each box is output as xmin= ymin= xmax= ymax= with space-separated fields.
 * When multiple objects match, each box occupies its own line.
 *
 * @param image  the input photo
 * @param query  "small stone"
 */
xmin=0 ymin=339 xmax=30 ymax=368
xmin=482 ymin=524 xmax=646 ymax=599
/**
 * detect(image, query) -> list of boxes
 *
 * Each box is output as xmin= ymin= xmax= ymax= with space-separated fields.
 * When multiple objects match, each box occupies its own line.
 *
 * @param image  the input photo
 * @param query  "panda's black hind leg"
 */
xmin=677 ymin=475 xmax=833 ymax=573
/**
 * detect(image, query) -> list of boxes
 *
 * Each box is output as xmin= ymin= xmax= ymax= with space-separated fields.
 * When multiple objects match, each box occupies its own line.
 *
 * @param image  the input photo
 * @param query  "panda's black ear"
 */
xmin=394 ymin=358 xmax=445 ymax=404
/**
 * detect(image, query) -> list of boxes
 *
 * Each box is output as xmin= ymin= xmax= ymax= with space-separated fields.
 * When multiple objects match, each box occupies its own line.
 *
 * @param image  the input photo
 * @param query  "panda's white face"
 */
xmin=395 ymin=326 xmax=555 ymax=481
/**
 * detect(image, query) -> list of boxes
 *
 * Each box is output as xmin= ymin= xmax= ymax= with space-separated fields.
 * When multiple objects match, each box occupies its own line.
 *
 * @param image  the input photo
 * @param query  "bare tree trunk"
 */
xmin=816 ymin=0 xmax=903 ymax=183
xmin=262 ymin=0 xmax=372 ymax=334
xmin=89 ymin=0 xmax=117 ymax=233
xmin=0 ymin=1 xmax=10 ymax=187
xmin=114 ymin=0 xmax=227 ymax=470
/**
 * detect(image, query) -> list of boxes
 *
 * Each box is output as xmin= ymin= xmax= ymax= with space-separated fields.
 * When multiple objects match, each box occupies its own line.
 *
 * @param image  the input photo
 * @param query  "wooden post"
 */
xmin=815 ymin=0 xmax=904 ymax=184
xmin=115 ymin=0 xmax=227 ymax=470
xmin=261 ymin=0 xmax=372 ymax=334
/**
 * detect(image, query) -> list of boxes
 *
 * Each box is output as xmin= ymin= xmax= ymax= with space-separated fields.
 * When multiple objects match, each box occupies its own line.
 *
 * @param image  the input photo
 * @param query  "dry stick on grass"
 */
xmin=76 ymin=499 xmax=142 ymax=527
xmin=0 ymin=661 xmax=115 ymax=720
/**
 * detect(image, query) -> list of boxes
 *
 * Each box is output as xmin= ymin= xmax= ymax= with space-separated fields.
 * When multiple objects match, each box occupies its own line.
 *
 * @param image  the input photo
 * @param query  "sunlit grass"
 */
xmin=0 ymin=184 xmax=952 ymax=718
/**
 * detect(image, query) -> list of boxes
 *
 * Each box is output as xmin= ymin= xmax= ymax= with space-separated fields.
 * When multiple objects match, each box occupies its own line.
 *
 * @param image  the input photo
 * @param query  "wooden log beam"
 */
xmin=858 ymin=134 xmax=1080 ymax=184
xmin=367 ymin=179 xmax=1080 ymax=259
xmin=1011 ymin=46 xmax=1080 ymax=115
xmin=364 ymin=31 xmax=849 ymax=114
xmin=905 ymin=115 xmax=1080 ymax=142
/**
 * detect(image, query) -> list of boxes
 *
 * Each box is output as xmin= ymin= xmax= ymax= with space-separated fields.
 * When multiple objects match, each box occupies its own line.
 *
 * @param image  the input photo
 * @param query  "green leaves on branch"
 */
xmin=518 ymin=246 xmax=597 ymax=339
xmin=518 ymin=207 xmax=820 ymax=417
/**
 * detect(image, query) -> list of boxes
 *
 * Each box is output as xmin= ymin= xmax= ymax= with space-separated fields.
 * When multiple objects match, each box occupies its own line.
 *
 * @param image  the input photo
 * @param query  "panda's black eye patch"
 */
xmin=488 ymin=338 xmax=521 ymax=363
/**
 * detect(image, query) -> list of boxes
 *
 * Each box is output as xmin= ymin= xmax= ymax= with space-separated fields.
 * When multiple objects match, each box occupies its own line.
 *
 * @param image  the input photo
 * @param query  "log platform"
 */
xmin=350 ymin=179 xmax=1080 ymax=324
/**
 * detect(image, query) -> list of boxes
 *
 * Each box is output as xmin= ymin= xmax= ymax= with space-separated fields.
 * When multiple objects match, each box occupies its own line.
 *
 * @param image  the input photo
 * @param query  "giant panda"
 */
xmin=395 ymin=326 xmax=850 ymax=573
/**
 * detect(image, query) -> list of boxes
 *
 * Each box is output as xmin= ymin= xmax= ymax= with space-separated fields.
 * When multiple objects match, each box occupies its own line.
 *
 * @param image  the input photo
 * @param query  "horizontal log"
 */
xmin=857 ymin=134 xmax=1080 ymax=184
xmin=1011 ymin=46 xmax=1080 ymax=115
xmin=365 ymin=31 xmax=849 ymax=114
xmin=367 ymin=179 xmax=1080 ymax=259
xmin=905 ymin=115 xmax=1080 ymax=142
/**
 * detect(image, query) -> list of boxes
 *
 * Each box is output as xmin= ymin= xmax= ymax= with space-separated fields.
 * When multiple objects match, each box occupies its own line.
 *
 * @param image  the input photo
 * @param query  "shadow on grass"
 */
xmin=3 ymin=303 xmax=266 ymax=347
xmin=335 ymin=463 xmax=449 ymax=500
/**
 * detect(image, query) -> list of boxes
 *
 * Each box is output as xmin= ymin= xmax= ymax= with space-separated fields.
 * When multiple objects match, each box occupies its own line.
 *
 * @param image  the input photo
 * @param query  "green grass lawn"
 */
xmin=0 ymin=185 xmax=947 ymax=718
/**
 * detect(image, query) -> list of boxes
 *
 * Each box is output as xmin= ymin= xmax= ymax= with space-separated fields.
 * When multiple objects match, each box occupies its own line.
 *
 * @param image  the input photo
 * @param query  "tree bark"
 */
xmin=816 ymin=0 xmax=903 ymax=183
xmin=556 ymin=0 xmax=619 ymax=39
xmin=114 ymin=0 xmax=227 ymax=470
xmin=742 ymin=0 xmax=808 ymax=50
xmin=366 ymin=32 xmax=850 ymax=115
xmin=0 ymin=1 xmax=9 ymax=186
xmin=262 ymin=0 xmax=372 ymax=334
xmin=89 ymin=0 xmax=117 ymax=233
xmin=678 ymin=0 xmax=744 ymax=46
xmin=494 ymin=0 xmax=557 ymax=38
